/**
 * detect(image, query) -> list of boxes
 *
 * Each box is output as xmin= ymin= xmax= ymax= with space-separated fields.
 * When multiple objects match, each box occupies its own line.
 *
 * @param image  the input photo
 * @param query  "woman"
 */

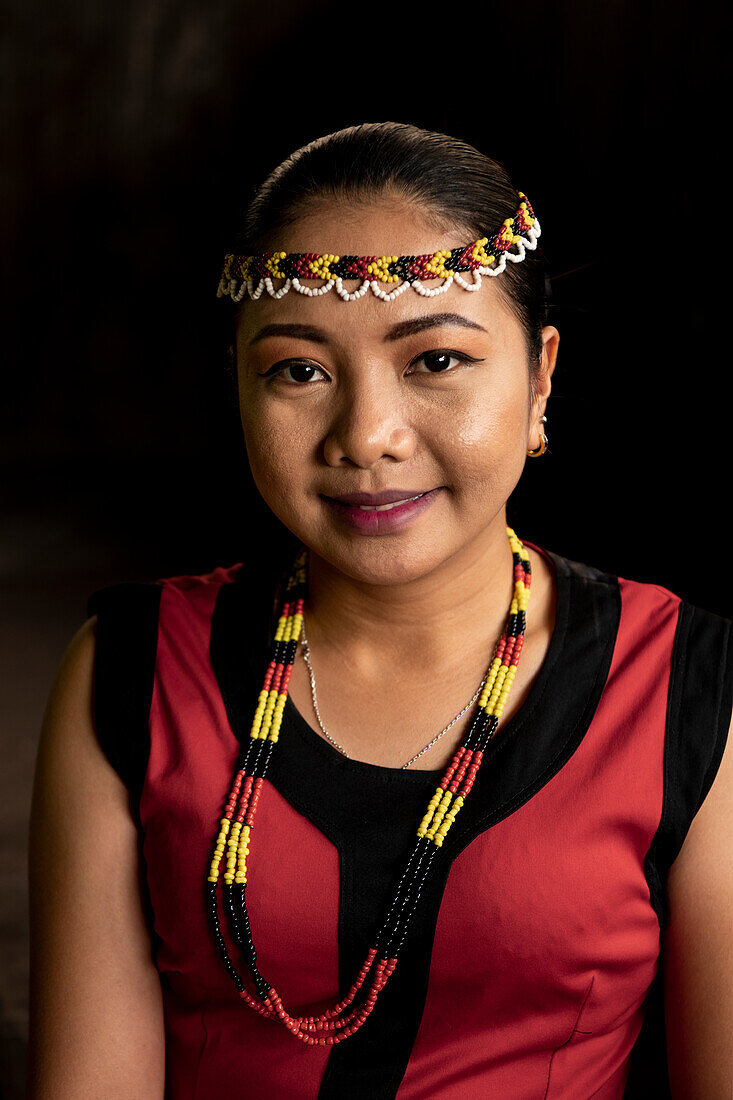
xmin=27 ymin=123 xmax=733 ymax=1098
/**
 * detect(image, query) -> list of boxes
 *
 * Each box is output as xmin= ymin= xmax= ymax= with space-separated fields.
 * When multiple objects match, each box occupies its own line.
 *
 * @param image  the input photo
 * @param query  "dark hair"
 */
xmin=230 ymin=122 xmax=549 ymax=398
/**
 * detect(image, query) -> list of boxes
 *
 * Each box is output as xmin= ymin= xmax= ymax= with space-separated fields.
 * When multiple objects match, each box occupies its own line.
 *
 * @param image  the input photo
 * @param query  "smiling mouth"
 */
xmin=350 ymin=493 xmax=430 ymax=512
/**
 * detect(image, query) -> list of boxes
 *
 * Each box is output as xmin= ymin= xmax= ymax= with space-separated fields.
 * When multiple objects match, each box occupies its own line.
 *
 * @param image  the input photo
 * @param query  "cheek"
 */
xmin=432 ymin=374 xmax=529 ymax=494
xmin=239 ymin=394 xmax=314 ymax=502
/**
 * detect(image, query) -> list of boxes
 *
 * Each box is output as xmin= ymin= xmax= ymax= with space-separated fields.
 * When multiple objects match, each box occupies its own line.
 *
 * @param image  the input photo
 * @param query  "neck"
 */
xmin=303 ymin=513 xmax=517 ymax=675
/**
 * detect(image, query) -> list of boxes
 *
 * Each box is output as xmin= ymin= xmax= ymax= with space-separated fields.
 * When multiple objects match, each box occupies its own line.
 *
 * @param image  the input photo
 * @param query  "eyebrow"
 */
xmin=247 ymin=312 xmax=487 ymax=347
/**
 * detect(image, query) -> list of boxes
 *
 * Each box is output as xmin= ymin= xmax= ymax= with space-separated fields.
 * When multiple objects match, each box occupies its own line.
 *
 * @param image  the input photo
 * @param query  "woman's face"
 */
xmin=234 ymin=198 xmax=558 ymax=586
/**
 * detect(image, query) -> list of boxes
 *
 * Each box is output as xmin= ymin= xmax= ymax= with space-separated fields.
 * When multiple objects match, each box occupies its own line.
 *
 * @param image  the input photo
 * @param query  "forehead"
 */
xmin=268 ymin=198 xmax=463 ymax=257
xmin=234 ymin=198 xmax=517 ymax=341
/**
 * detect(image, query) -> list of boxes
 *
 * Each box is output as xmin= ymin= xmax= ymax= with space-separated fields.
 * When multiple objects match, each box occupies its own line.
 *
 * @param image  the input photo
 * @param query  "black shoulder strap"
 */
xmin=624 ymin=598 xmax=733 ymax=1098
xmin=86 ymin=582 xmax=162 ymax=831
xmin=650 ymin=599 xmax=733 ymax=928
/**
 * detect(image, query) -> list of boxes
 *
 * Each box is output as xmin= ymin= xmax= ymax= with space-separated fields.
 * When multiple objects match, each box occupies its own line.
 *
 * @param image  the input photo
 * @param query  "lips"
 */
xmin=321 ymin=486 xmax=443 ymax=534
xmin=322 ymin=489 xmax=434 ymax=507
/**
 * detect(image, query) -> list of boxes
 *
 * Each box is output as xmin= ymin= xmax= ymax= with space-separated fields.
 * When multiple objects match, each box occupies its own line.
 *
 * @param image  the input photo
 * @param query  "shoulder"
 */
xmin=532 ymin=541 xmax=683 ymax=620
xmin=40 ymin=615 xmax=97 ymax=731
xmin=541 ymin=541 xmax=733 ymax=642
xmin=544 ymin=542 xmax=684 ymax=611
xmin=157 ymin=561 xmax=245 ymax=592
xmin=32 ymin=614 xmax=131 ymax=846
xmin=86 ymin=561 xmax=244 ymax=616
xmin=83 ymin=562 xmax=244 ymax=802
xmin=552 ymin=544 xmax=733 ymax=767
xmin=662 ymin=660 xmax=733 ymax=1093
xmin=539 ymin=542 xmax=733 ymax=826
xmin=85 ymin=561 xmax=246 ymax=651
xmin=533 ymin=543 xmax=681 ymax=667
xmin=529 ymin=541 xmax=619 ymax=594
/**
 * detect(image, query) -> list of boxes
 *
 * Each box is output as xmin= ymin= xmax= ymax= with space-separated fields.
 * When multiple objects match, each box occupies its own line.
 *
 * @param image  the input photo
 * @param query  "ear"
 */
xmin=531 ymin=325 xmax=560 ymax=421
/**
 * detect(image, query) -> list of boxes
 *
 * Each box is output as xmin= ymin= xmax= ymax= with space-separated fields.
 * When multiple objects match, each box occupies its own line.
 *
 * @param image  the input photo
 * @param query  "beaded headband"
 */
xmin=217 ymin=192 xmax=540 ymax=303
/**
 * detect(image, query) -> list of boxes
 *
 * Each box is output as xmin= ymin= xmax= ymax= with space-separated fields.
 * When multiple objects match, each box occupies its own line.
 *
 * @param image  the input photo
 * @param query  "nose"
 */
xmin=321 ymin=376 xmax=416 ymax=469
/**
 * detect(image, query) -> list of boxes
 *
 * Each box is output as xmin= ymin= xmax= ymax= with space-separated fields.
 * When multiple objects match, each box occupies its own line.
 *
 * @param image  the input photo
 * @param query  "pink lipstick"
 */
xmin=320 ymin=487 xmax=444 ymax=534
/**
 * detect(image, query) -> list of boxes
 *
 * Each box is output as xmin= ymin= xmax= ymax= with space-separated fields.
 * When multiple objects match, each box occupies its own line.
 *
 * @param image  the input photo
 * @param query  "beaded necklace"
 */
xmin=206 ymin=526 xmax=531 ymax=1044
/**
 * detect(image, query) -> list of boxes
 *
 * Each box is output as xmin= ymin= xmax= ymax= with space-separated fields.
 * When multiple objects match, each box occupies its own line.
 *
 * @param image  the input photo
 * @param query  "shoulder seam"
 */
xmin=156 ymin=563 xmax=243 ymax=591
xmin=620 ymin=579 xmax=680 ymax=603
xmin=542 ymin=547 xmax=618 ymax=589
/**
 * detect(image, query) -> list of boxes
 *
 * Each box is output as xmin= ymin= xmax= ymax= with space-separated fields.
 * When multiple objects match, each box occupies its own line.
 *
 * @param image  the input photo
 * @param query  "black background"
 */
xmin=2 ymin=6 xmax=729 ymax=1095
xmin=3 ymin=0 xmax=730 ymax=613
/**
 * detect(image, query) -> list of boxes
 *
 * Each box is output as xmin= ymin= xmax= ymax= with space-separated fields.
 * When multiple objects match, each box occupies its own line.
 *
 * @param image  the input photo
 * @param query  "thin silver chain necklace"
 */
xmin=298 ymin=615 xmax=490 ymax=770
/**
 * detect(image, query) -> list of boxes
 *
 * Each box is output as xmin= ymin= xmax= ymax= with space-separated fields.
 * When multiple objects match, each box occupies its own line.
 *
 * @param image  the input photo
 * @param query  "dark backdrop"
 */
xmin=1 ymin=5 xmax=729 ymax=1094
xmin=3 ymin=0 xmax=730 ymax=607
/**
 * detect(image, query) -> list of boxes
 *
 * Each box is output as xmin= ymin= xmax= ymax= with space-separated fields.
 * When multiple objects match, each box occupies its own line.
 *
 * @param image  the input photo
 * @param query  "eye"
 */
xmin=407 ymin=349 xmax=482 ymax=375
xmin=258 ymin=360 xmax=329 ymax=384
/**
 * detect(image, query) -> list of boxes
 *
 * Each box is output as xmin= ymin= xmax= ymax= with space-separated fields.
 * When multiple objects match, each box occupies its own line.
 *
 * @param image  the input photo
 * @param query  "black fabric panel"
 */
xmin=652 ymin=601 xmax=733 ymax=914
xmin=623 ymin=599 xmax=733 ymax=1098
xmin=86 ymin=581 xmax=162 ymax=831
xmin=320 ymin=551 xmax=620 ymax=1099
xmin=211 ymin=549 xmax=622 ymax=1099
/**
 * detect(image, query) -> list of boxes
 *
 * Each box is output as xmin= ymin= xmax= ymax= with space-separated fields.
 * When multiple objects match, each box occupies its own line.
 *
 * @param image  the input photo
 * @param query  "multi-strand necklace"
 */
xmin=206 ymin=526 xmax=532 ymax=1045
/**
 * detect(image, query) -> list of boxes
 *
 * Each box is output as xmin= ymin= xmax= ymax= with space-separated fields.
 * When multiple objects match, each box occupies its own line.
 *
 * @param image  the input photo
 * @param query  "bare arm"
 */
xmin=664 ymin=708 xmax=733 ymax=1099
xmin=27 ymin=616 xmax=165 ymax=1099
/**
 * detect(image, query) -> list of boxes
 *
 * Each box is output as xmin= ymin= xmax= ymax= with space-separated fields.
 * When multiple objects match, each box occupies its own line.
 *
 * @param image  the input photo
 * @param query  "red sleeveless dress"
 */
xmin=87 ymin=541 xmax=733 ymax=1098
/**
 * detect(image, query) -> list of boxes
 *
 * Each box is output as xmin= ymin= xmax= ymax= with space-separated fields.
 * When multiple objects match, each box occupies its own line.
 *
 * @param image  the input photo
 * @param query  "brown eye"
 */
xmin=284 ymin=362 xmax=324 ymax=383
xmin=408 ymin=350 xmax=471 ymax=375
xmin=258 ymin=360 xmax=328 ymax=384
xmin=420 ymin=352 xmax=458 ymax=373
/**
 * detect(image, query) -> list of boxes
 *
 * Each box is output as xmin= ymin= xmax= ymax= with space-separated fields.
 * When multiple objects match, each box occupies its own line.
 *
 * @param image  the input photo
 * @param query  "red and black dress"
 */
xmin=86 ymin=541 xmax=732 ymax=1099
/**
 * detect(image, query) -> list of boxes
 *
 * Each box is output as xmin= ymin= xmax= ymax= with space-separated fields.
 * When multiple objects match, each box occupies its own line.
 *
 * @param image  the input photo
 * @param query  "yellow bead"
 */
xmin=426 ymin=790 xmax=454 ymax=839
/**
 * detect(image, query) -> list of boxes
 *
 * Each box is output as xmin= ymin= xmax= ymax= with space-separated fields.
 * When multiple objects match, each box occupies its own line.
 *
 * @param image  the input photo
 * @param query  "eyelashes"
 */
xmin=257 ymin=349 xmax=485 ymax=385
xmin=258 ymin=360 xmax=327 ymax=384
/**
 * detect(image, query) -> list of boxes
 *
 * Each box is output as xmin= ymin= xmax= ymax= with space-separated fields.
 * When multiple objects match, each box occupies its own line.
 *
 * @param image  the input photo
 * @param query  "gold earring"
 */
xmin=527 ymin=415 xmax=548 ymax=457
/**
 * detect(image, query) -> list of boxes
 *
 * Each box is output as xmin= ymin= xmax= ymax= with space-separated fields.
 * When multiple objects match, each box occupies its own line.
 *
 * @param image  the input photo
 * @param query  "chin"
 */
xmin=308 ymin=531 xmax=456 ymax=587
